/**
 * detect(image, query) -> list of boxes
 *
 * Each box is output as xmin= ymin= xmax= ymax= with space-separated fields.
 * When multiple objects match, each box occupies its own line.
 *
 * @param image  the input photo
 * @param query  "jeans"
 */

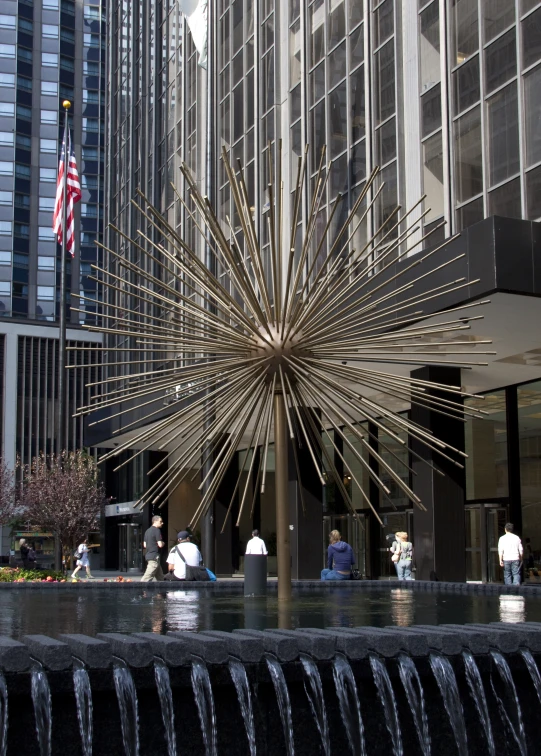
xmin=503 ymin=560 xmax=521 ymax=585
xmin=395 ymin=559 xmax=413 ymax=580
xmin=141 ymin=558 xmax=164 ymax=582
xmin=321 ymin=569 xmax=351 ymax=581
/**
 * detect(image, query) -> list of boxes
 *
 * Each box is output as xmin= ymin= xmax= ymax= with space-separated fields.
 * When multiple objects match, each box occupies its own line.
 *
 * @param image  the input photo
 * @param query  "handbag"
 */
xmin=174 ymin=547 xmax=210 ymax=581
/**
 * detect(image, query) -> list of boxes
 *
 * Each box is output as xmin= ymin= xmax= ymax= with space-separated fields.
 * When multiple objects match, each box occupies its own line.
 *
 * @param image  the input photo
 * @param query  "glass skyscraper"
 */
xmin=102 ymin=0 xmax=541 ymax=580
xmin=0 ymin=0 xmax=105 ymax=557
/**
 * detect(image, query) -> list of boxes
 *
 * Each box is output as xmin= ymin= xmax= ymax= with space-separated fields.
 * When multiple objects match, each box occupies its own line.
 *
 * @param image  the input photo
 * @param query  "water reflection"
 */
xmin=499 ymin=595 xmax=525 ymax=623
xmin=0 ymin=588 xmax=539 ymax=638
xmin=390 ymin=589 xmax=414 ymax=627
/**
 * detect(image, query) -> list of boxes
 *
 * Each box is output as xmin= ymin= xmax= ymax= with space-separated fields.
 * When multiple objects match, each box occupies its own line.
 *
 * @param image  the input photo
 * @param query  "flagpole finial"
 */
xmin=62 ymin=100 xmax=71 ymax=110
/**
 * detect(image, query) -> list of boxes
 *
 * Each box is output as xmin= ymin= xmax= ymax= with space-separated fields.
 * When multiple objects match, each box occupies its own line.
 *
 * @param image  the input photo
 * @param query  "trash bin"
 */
xmin=244 ymin=554 xmax=268 ymax=597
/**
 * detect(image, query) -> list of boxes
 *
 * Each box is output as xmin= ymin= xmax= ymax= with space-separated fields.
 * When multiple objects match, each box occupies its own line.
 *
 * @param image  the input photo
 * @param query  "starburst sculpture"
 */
xmin=73 ymin=145 xmax=492 ymax=595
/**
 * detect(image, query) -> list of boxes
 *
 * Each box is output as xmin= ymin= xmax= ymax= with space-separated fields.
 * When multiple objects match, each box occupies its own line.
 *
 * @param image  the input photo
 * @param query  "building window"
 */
xmin=40 ymin=168 xmax=57 ymax=183
xmin=0 ymin=73 xmax=15 ymax=88
xmin=18 ymin=18 xmax=33 ymax=33
xmin=14 ymin=193 xmax=29 ymax=209
xmin=0 ymin=132 xmax=14 ymax=146
xmin=451 ymin=0 xmax=478 ymax=66
xmin=488 ymin=177 xmax=522 ymax=218
xmin=17 ymin=76 xmax=32 ymax=92
xmin=17 ymin=48 xmax=32 ymax=63
xmin=0 ymin=44 xmax=16 ymax=58
xmin=42 ymin=53 xmax=58 ymax=67
xmin=38 ymin=197 xmax=55 ymax=212
xmin=39 ymin=227 xmax=54 ymax=240
xmin=37 ymin=286 xmax=54 ymax=300
xmin=0 ymin=252 xmax=11 ymax=265
xmin=15 ymin=164 xmax=31 ymax=179
xmin=454 ymin=105 xmax=482 ymax=203
xmin=0 ymin=104 xmax=14 ymax=117
xmin=41 ymin=110 xmax=58 ymax=125
xmin=38 ymin=256 xmax=55 ymax=270
xmin=487 ymin=83 xmax=520 ymax=187
xmin=526 ymin=165 xmax=541 ymax=219
xmin=522 ymin=8 xmax=541 ymax=70
xmin=16 ymin=105 xmax=32 ymax=121
xmin=60 ymin=27 xmax=75 ymax=44
xmin=83 ymin=61 xmax=100 ymax=76
xmin=40 ymin=139 xmax=57 ymax=153
xmin=41 ymin=81 xmax=58 ymax=96
xmin=14 ymin=223 xmax=29 ymax=238
xmin=60 ymin=56 xmax=75 ymax=73
xmin=524 ymin=65 xmax=541 ymax=168
xmin=0 ymin=222 xmax=12 ymax=235
xmin=0 ymin=162 xmax=13 ymax=176
xmin=0 ymin=191 xmax=12 ymax=205
xmin=15 ymin=134 xmax=31 ymax=150
xmin=82 ymin=118 xmax=100 ymax=133
xmin=0 ymin=16 xmax=16 ymax=29
xmin=42 ymin=24 xmax=58 ymax=38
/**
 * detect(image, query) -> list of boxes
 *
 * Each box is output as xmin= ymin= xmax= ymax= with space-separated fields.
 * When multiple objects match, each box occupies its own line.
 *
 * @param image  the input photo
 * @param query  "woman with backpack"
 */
xmin=390 ymin=531 xmax=414 ymax=580
xmin=71 ymin=538 xmax=93 ymax=580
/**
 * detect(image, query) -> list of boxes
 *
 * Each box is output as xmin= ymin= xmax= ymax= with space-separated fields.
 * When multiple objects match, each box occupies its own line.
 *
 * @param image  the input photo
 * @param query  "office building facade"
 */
xmin=0 ymin=0 xmax=105 ymax=559
xmin=102 ymin=0 xmax=541 ymax=580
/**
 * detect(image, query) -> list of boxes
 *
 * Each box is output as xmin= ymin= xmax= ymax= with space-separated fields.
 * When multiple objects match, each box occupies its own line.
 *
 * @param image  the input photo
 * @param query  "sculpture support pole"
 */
xmin=274 ymin=390 xmax=291 ymax=600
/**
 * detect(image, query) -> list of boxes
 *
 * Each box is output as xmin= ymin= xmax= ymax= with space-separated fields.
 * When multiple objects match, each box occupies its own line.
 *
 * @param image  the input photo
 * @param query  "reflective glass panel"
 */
xmin=420 ymin=2 xmax=440 ymax=93
xmin=465 ymin=391 xmax=508 ymax=499
xmin=487 ymin=83 xmax=519 ymax=186
xmin=374 ymin=39 xmax=395 ymax=125
xmin=485 ymin=30 xmax=516 ymax=94
xmin=454 ymin=106 xmax=482 ymax=202
xmin=453 ymin=55 xmax=480 ymax=114
xmin=488 ymin=177 xmax=522 ymax=217
xmin=421 ymin=82 xmax=441 ymax=137
xmin=522 ymin=8 xmax=541 ymax=69
xmin=526 ymin=165 xmax=541 ymax=219
xmin=423 ymin=131 xmax=444 ymax=221
xmin=524 ymin=65 xmax=541 ymax=167
xmin=483 ymin=0 xmax=515 ymax=42
xmin=451 ymin=0 xmax=479 ymax=65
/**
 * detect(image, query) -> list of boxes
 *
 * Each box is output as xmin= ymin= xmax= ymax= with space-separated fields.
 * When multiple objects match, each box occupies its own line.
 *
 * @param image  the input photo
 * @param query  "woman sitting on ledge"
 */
xmin=321 ymin=530 xmax=355 ymax=580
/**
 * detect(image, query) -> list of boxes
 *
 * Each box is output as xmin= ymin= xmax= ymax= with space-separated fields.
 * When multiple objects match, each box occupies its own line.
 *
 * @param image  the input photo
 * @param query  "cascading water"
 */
xmin=462 ymin=650 xmax=494 ymax=756
xmin=369 ymin=654 xmax=403 ymax=756
xmin=331 ymin=653 xmax=366 ymax=756
xmin=299 ymin=653 xmax=330 ymax=756
xmin=265 ymin=654 xmax=295 ymax=756
xmin=113 ymin=661 xmax=140 ymax=756
xmin=428 ymin=653 xmax=468 ymax=756
xmin=191 ymin=656 xmax=218 ymax=756
xmin=397 ymin=653 xmax=430 ymax=756
xmin=0 ymin=672 xmax=7 ymax=756
xmin=73 ymin=663 xmax=93 ymax=756
xmin=228 ymin=657 xmax=256 ymax=756
xmin=30 ymin=664 xmax=52 ymax=756
xmin=154 ymin=658 xmax=177 ymax=756
xmin=520 ymin=648 xmax=541 ymax=708
xmin=490 ymin=651 xmax=527 ymax=756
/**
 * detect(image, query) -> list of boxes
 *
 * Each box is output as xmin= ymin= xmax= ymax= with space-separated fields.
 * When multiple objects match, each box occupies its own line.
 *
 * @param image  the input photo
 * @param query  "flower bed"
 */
xmin=0 ymin=566 xmax=65 ymax=582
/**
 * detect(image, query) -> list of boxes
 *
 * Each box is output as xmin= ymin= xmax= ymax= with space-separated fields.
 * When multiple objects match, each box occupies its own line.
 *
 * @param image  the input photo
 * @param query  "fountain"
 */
xmin=0 ymin=623 xmax=539 ymax=754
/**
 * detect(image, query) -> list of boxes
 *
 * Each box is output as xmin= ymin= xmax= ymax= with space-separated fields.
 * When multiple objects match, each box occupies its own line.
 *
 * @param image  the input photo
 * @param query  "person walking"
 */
xmin=498 ymin=522 xmax=523 ymax=585
xmin=321 ymin=530 xmax=355 ymax=580
xmin=165 ymin=531 xmax=203 ymax=580
xmin=245 ymin=529 xmax=268 ymax=555
xmin=142 ymin=515 xmax=165 ymax=582
xmin=19 ymin=538 xmax=29 ymax=568
xmin=390 ymin=532 xmax=414 ymax=580
xmin=71 ymin=538 xmax=93 ymax=580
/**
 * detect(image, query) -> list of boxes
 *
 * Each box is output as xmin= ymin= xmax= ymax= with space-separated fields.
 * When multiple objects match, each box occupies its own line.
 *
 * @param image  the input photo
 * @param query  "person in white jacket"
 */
xmin=498 ymin=523 xmax=523 ymax=585
xmin=245 ymin=530 xmax=268 ymax=555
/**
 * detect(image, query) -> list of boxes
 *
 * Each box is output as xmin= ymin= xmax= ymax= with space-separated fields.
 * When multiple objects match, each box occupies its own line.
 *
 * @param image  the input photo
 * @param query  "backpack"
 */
xmin=74 ymin=545 xmax=82 ymax=559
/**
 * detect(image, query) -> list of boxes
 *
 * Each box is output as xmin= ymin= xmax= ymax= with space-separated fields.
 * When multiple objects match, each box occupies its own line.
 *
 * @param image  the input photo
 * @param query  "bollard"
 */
xmin=244 ymin=554 xmax=268 ymax=597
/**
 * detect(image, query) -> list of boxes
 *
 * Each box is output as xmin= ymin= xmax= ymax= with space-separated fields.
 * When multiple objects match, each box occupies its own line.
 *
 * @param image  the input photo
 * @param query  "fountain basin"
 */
xmin=1 ymin=624 xmax=541 ymax=755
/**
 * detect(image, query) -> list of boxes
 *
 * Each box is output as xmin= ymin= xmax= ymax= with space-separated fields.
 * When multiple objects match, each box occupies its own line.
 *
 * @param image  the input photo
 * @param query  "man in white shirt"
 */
xmin=245 ymin=529 xmax=268 ymax=555
xmin=498 ymin=522 xmax=523 ymax=585
xmin=165 ymin=531 xmax=202 ymax=580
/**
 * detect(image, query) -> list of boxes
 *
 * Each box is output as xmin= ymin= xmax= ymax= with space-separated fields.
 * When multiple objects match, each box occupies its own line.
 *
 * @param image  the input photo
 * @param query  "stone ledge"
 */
xmin=0 ymin=622 xmax=539 ymax=675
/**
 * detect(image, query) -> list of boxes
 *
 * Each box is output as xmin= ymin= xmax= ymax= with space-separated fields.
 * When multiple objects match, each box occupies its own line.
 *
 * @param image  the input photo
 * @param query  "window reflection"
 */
xmin=465 ymin=391 xmax=508 ymax=500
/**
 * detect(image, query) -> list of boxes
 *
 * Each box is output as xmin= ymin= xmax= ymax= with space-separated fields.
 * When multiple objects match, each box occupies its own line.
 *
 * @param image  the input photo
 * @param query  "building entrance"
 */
xmin=118 ymin=523 xmax=142 ymax=573
xmin=465 ymin=504 xmax=508 ymax=582
xmin=322 ymin=514 xmax=367 ymax=576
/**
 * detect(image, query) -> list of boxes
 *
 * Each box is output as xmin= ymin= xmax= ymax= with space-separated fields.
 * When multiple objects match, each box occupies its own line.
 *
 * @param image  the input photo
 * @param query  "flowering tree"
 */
xmin=0 ymin=458 xmax=16 ymax=526
xmin=19 ymin=450 xmax=105 ymax=568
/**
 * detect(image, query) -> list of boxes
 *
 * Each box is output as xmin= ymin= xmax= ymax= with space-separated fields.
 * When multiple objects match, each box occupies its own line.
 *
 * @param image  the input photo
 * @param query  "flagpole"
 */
xmin=57 ymin=100 xmax=71 ymax=458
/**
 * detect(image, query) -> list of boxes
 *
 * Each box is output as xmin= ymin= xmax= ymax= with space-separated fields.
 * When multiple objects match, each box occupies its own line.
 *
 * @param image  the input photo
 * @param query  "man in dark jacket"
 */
xmin=321 ymin=529 xmax=355 ymax=580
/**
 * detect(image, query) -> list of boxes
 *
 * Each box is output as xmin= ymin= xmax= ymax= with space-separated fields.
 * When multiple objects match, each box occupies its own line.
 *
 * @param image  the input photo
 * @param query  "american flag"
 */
xmin=52 ymin=126 xmax=81 ymax=256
